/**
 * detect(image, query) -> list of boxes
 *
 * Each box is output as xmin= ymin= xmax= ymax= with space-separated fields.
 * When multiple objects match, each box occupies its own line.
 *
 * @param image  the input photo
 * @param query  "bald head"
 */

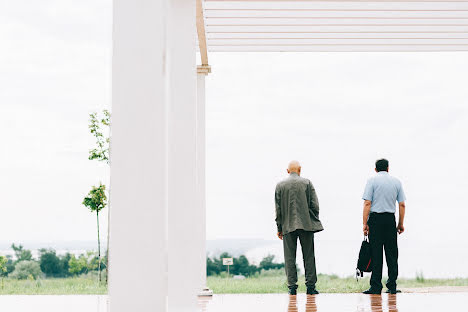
xmin=287 ymin=160 xmax=301 ymax=175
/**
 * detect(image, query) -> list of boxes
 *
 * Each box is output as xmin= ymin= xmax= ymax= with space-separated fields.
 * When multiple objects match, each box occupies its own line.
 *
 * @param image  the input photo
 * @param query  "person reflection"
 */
xmin=287 ymin=295 xmax=318 ymax=312
xmin=387 ymin=294 xmax=398 ymax=312
xmin=368 ymin=294 xmax=399 ymax=312
xmin=369 ymin=294 xmax=383 ymax=312
xmin=288 ymin=295 xmax=298 ymax=312
xmin=305 ymin=294 xmax=318 ymax=312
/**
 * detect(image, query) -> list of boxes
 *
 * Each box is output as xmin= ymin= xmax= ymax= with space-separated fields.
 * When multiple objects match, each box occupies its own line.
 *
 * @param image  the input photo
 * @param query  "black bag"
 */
xmin=356 ymin=235 xmax=372 ymax=280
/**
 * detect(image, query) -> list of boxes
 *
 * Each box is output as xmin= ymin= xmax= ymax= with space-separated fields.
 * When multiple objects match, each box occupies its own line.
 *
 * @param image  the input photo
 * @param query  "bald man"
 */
xmin=275 ymin=161 xmax=323 ymax=295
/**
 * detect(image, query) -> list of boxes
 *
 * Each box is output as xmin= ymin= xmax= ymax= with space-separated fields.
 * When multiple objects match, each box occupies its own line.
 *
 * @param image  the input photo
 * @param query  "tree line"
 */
xmin=207 ymin=252 xmax=284 ymax=277
xmin=0 ymin=244 xmax=106 ymax=281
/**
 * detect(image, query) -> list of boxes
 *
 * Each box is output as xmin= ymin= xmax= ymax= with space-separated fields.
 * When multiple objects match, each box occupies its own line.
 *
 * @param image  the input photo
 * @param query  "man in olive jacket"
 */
xmin=275 ymin=160 xmax=323 ymax=295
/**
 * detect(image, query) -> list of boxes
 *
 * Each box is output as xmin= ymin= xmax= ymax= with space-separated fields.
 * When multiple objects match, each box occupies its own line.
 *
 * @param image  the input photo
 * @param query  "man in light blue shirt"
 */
xmin=362 ymin=159 xmax=406 ymax=295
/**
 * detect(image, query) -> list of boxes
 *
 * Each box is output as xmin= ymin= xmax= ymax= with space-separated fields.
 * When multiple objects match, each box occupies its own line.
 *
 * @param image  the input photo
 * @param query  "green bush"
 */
xmin=259 ymin=268 xmax=285 ymax=277
xmin=207 ymin=253 xmax=284 ymax=277
xmin=10 ymin=261 xmax=42 ymax=280
xmin=68 ymin=252 xmax=99 ymax=276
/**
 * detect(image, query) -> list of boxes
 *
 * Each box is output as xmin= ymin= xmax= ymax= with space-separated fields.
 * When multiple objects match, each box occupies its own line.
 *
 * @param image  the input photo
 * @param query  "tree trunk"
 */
xmin=97 ymin=210 xmax=101 ymax=282
xmin=106 ymin=186 xmax=110 ymax=284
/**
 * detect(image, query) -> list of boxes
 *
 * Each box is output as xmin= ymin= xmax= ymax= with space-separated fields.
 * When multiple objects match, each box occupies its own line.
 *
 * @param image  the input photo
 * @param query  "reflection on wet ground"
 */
xmin=287 ymin=294 xmax=318 ymax=312
xmin=0 ymin=292 xmax=465 ymax=311
xmin=200 ymin=292 xmax=467 ymax=312
xmin=0 ymin=295 xmax=108 ymax=312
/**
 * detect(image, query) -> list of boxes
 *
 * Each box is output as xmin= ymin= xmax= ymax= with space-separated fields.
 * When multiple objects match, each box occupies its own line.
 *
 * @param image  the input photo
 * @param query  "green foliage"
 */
xmin=232 ymin=255 xmax=259 ymax=277
xmin=60 ymin=253 xmax=72 ymax=277
xmin=68 ymin=252 xmax=99 ymax=276
xmin=39 ymin=249 xmax=61 ymax=277
xmin=10 ymin=261 xmax=42 ymax=280
xmin=0 ymin=256 xmax=7 ymax=275
xmin=82 ymin=184 xmax=106 ymax=282
xmin=88 ymin=110 xmax=110 ymax=164
xmin=83 ymin=184 xmax=107 ymax=213
xmin=207 ymin=253 xmax=284 ymax=277
xmin=38 ymin=249 xmax=71 ymax=278
xmin=4 ymin=256 xmax=15 ymax=275
xmin=11 ymin=244 xmax=32 ymax=263
xmin=207 ymin=257 xmax=219 ymax=276
xmin=0 ymin=256 xmax=7 ymax=288
xmin=259 ymin=254 xmax=284 ymax=271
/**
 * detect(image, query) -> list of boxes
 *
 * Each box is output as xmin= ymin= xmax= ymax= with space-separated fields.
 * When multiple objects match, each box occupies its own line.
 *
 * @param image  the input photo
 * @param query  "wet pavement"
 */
xmin=0 ymin=292 xmax=466 ymax=311
xmin=199 ymin=293 xmax=468 ymax=312
xmin=0 ymin=295 xmax=108 ymax=312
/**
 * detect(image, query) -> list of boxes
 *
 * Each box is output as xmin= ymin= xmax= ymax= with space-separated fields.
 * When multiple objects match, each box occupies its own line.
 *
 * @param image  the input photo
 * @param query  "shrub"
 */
xmin=68 ymin=252 xmax=98 ymax=276
xmin=39 ymin=249 xmax=62 ymax=277
xmin=10 ymin=261 xmax=42 ymax=280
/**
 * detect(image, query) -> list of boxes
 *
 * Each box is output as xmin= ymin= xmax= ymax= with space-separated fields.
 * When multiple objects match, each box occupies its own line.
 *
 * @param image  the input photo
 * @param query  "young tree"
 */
xmin=11 ymin=244 xmax=32 ymax=263
xmin=39 ymin=249 xmax=62 ymax=277
xmin=0 ymin=256 xmax=7 ymax=289
xmin=88 ymin=110 xmax=110 ymax=164
xmin=88 ymin=110 xmax=111 ymax=282
xmin=83 ymin=184 xmax=107 ymax=282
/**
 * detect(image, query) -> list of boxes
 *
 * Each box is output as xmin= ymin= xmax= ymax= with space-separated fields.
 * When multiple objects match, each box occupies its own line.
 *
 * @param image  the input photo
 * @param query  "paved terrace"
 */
xmin=1 ymin=291 xmax=467 ymax=312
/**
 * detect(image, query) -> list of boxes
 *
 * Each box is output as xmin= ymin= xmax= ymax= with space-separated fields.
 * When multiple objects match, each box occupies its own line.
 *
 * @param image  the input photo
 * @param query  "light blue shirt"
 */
xmin=362 ymin=171 xmax=406 ymax=213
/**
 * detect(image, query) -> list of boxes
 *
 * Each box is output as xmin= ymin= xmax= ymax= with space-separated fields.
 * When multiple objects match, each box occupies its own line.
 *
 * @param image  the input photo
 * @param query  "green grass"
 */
xmin=207 ymin=273 xmax=468 ymax=294
xmin=0 ymin=277 xmax=107 ymax=295
xmin=0 ymin=273 xmax=467 ymax=295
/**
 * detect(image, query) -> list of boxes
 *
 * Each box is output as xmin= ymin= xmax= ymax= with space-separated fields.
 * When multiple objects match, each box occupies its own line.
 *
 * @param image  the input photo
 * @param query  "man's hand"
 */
xmin=277 ymin=232 xmax=283 ymax=240
xmin=363 ymin=224 xmax=369 ymax=236
xmin=397 ymin=223 xmax=405 ymax=234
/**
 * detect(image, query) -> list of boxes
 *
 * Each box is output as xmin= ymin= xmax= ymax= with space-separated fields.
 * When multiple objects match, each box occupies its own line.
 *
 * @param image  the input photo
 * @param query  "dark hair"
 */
xmin=375 ymin=159 xmax=389 ymax=172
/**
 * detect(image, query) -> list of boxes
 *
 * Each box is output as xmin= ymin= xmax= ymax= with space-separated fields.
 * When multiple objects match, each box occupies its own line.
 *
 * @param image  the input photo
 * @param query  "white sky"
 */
xmin=1 ymin=1 xmax=468 ymax=249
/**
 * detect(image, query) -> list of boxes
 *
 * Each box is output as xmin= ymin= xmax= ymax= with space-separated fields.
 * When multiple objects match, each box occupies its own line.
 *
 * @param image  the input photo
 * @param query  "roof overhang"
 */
xmin=196 ymin=0 xmax=468 ymax=56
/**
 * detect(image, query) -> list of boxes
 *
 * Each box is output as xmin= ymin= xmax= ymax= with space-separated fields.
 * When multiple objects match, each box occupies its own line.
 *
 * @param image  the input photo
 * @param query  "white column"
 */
xmin=166 ymin=0 xmax=199 ymax=311
xmin=196 ymin=65 xmax=212 ymax=296
xmin=109 ymin=1 xmax=168 ymax=312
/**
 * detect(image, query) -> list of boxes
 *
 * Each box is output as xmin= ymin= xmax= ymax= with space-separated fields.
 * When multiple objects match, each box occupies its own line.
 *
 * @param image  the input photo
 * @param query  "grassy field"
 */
xmin=207 ymin=273 xmax=468 ymax=294
xmin=0 ymin=277 xmax=107 ymax=295
xmin=0 ymin=273 xmax=467 ymax=295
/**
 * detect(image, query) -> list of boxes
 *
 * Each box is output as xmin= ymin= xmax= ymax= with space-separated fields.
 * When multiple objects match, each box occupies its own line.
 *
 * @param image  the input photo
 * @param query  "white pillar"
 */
xmin=166 ymin=0 xmax=199 ymax=311
xmin=109 ymin=1 xmax=168 ymax=312
xmin=196 ymin=65 xmax=212 ymax=296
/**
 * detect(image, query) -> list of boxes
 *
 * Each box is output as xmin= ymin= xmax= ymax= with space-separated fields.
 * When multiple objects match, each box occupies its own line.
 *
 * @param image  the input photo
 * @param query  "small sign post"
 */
xmin=222 ymin=257 xmax=233 ymax=275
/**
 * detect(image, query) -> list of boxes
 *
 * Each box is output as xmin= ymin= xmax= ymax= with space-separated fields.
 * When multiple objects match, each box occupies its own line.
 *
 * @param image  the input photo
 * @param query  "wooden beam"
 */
xmin=197 ymin=0 xmax=209 ymax=65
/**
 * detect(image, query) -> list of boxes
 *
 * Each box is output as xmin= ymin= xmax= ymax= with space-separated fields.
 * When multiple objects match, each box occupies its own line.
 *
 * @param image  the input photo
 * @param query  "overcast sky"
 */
xmin=1 ymin=1 xmax=468 ymax=248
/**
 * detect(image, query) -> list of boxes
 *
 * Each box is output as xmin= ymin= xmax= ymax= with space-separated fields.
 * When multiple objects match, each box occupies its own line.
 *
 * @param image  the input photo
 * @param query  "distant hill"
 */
xmin=0 ymin=240 xmax=102 ymax=252
xmin=206 ymin=238 xmax=276 ymax=257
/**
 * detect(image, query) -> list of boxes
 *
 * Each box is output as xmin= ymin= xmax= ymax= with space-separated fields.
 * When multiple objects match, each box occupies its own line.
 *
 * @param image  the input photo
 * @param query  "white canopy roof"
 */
xmin=197 ymin=0 xmax=468 ymax=54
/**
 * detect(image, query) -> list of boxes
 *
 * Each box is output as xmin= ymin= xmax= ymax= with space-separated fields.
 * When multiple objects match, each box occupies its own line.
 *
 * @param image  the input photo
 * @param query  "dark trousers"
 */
xmin=283 ymin=229 xmax=317 ymax=289
xmin=368 ymin=212 xmax=399 ymax=291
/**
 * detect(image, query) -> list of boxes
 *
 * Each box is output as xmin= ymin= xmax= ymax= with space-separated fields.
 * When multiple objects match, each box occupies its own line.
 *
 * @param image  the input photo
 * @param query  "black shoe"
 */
xmin=385 ymin=289 xmax=401 ymax=294
xmin=363 ymin=288 xmax=382 ymax=295
xmin=288 ymin=288 xmax=297 ymax=295
xmin=306 ymin=287 xmax=319 ymax=295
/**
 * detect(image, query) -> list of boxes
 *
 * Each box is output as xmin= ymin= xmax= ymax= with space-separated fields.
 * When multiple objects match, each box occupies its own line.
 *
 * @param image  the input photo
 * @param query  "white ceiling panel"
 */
xmin=201 ymin=0 xmax=468 ymax=51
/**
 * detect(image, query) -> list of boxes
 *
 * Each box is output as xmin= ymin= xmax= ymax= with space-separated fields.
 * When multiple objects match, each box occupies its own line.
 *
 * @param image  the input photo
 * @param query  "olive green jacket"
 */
xmin=275 ymin=173 xmax=324 ymax=235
